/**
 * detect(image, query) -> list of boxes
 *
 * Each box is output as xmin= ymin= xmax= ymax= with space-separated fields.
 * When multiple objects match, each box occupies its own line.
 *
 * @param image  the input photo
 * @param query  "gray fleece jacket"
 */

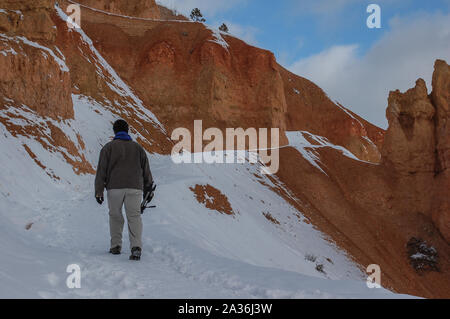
xmin=95 ymin=139 xmax=153 ymax=196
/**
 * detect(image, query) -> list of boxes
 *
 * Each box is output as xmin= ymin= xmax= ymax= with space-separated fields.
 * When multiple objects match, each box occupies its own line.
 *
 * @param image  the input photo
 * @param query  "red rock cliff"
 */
xmin=59 ymin=0 xmax=383 ymax=157
xmin=0 ymin=0 xmax=73 ymax=119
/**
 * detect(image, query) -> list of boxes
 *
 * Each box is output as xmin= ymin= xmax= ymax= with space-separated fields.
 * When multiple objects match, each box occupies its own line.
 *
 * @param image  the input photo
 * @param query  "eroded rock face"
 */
xmin=77 ymin=16 xmax=290 ymax=146
xmin=431 ymin=60 xmax=450 ymax=243
xmin=76 ymin=0 xmax=161 ymax=19
xmin=0 ymin=0 xmax=56 ymax=41
xmin=382 ymin=60 xmax=450 ymax=243
xmin=0 ymin=38 xmax=73 ymax=119
xmin=432 ymin=60 xmax=450 ymax=172
xmin=73 ymin=7 xmax=386 ymax=154
xmin=0 ymin=1 xmax=73 ymax=119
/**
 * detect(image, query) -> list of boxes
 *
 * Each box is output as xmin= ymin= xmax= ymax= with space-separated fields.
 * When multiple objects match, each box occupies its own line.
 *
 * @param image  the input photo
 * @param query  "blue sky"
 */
xmin=204 ymin=0 xmax=449 ymax=64
xmin=158 ymin=0 xmax=450 ymax=128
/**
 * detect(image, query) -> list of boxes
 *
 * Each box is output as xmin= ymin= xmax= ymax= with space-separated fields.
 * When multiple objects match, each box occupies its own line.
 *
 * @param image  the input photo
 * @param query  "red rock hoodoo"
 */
xmin=382 ymin=60 xmax=450 ymax=243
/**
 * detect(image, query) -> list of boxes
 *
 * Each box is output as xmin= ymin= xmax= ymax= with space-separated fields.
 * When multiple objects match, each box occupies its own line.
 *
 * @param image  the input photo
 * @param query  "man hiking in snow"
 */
xmin=94 ymin=119 xmax=153 ymax=261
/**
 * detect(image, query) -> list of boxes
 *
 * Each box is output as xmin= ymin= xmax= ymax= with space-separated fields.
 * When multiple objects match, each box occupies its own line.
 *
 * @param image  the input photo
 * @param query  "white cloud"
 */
xmin=288 ymin=12 xmax=450 ymax=128
xmin=290 ymin=45 xmax=359 ymax=87
xmin=156 ymin=0 xmax=244 ymax=17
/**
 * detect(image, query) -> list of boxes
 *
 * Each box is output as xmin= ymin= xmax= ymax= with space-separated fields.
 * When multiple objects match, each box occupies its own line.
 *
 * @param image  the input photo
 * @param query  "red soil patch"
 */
xmin=190 ymin=184 xmax=234 ymax=216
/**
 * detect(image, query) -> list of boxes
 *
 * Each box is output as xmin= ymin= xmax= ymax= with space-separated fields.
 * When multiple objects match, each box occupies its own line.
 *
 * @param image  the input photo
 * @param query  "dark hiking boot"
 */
xmin=129 ymin=247 xmax=141 ymax=261
xmin=109 ymin=246 xmax=121 ymax=255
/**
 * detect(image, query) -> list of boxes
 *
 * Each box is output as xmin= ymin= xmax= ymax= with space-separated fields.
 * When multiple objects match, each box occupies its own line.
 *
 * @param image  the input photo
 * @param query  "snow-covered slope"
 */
xmin=0 ymin=6 xmax=413 ymax=299
xmin=0 ymin=98 xmax=410 ymax=298
xmin=0 ymin=112 xmax=406 ymax=298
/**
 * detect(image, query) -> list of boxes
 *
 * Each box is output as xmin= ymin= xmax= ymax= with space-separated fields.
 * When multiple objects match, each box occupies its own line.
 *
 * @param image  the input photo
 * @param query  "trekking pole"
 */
xmin=141 ymin=184 xmax=157 ymax=214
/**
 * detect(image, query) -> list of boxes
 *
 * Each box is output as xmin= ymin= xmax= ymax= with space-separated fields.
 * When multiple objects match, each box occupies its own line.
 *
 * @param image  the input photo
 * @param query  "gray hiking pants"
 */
xmin=107 ymin=188 xmax=143 ymax=250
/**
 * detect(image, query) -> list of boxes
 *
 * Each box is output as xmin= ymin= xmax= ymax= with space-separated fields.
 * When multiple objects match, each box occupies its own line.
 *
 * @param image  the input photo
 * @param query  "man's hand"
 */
xmin=96 ymin=195 xmax=104 ymax=205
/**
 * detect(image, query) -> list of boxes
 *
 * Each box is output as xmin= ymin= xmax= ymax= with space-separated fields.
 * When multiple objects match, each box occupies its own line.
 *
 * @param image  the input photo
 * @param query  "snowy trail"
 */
xmin=0 ymin=193 xmax=399 ymax=299
xmin=0 ymin=186 xmax=235 ymax=299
